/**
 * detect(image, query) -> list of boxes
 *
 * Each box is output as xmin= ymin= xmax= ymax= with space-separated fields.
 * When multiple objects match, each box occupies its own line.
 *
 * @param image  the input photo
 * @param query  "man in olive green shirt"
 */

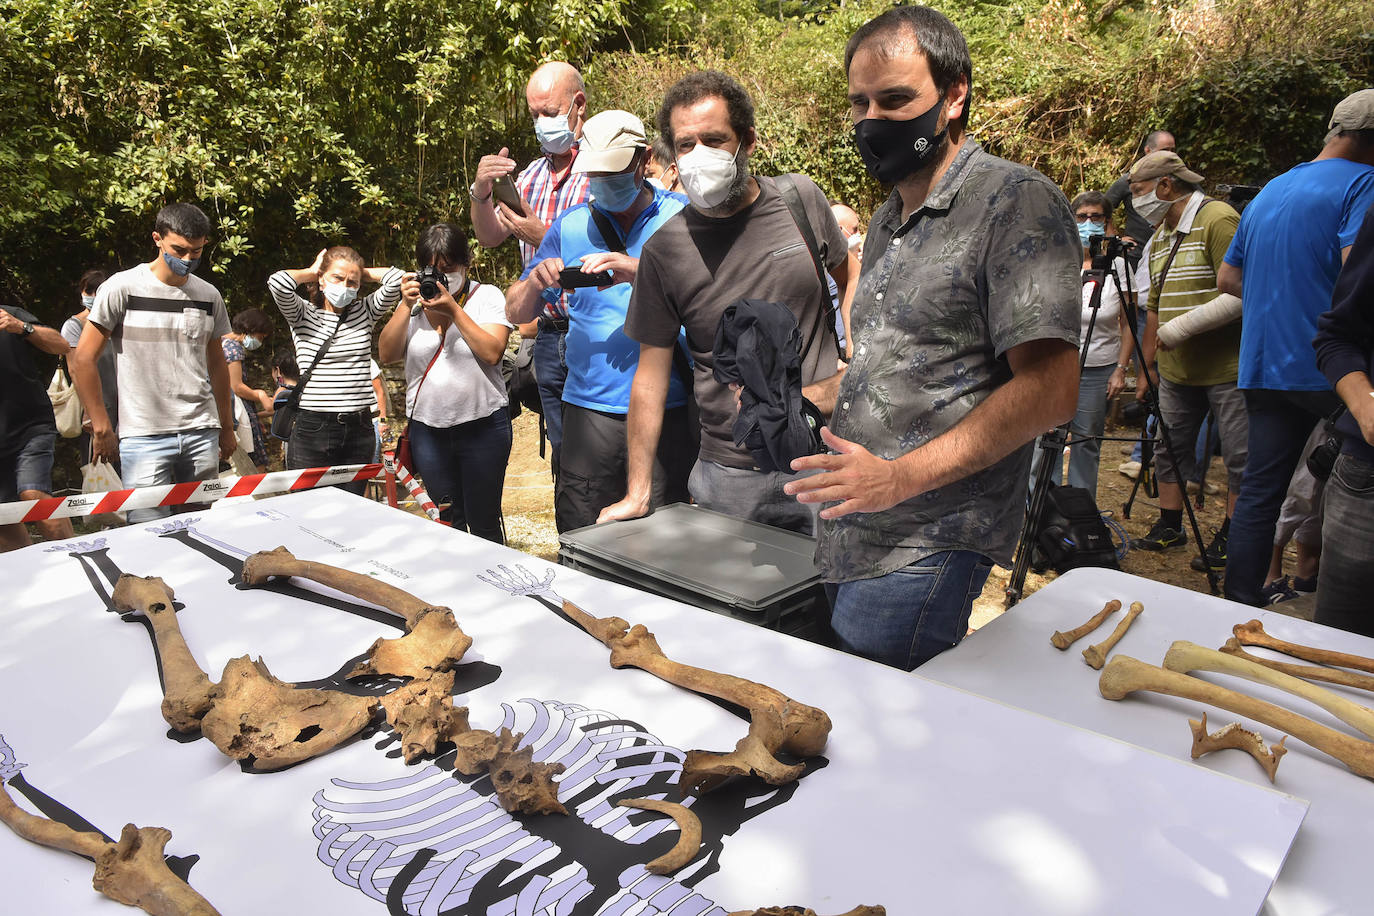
xmin=1130 ymin=151 xmax=1246 ymax=560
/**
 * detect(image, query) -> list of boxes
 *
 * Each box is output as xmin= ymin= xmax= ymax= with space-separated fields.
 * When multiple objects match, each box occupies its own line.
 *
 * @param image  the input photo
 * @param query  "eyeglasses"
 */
xmin=1075 ymin=214 xmax=1107 ymax=223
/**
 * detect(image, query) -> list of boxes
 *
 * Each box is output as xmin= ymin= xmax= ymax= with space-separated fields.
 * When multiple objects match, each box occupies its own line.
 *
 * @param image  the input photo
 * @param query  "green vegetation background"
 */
xmin=3 ymin=0 xmax=1370 ymax=324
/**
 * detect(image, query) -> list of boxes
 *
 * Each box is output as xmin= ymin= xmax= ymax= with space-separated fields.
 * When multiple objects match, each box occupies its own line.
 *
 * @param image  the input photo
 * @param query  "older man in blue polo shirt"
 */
xmin=1217 ymin=88 xmax=1374 ymax=606
xmin=506 ymin=110 xmax=694 ymax=533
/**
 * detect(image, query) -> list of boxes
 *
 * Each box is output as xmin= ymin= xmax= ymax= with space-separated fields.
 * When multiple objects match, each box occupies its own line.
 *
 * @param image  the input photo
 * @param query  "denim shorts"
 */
xmin=1 ymin=427 xmax=58 ymax=502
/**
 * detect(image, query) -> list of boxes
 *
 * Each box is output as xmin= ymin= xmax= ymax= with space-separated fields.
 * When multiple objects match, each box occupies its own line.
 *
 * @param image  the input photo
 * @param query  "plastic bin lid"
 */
xmin=558 ymin=504 xmax=821 ymax=610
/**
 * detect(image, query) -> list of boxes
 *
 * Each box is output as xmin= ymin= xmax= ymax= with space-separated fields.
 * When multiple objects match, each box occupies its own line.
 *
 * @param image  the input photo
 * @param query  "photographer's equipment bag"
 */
xmin=270 ymin=301 xmax=352 ymax=441
xmin=1032 ymin=485 xmax=1121 ymax=573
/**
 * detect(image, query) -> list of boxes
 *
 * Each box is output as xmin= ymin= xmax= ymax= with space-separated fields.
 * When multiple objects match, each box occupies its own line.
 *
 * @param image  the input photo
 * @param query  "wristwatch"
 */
xmin=21 ymin=321 xmax=33 ymax=336
xmin=468 ymin=182 xmax=491 ymax=203
xmin=1115 ymin=363 xmax=1129 ymax=371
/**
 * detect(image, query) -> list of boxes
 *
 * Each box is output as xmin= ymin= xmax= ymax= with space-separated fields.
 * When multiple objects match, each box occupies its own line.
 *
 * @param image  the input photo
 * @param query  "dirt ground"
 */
xmin=490 ymin=411 xmax=1301 ymax=632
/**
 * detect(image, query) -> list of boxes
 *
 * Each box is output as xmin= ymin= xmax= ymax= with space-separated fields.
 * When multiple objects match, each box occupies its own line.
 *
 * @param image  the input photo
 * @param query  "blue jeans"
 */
xmin=532 ymin=325 xmax=567 ymax=476
xmin=1225 ymin=389 xmax=1337 ymax=606
xmin=1316 ymin=453 xmax=1374 ymax=637
xmin=406 ymin=409 xmax=512 ymax=542
xmin=120 ymin=429 xmax=219 ymax=523
xmin=1030 ymin=364 xmax=1113 ymax=495
xmin=288 ymin=409 xmax=376 ymax=497
xmin=827 ymin=550 xmax=994 ymax=670
xmin=1 ymin=428 xmax=58 ymax=501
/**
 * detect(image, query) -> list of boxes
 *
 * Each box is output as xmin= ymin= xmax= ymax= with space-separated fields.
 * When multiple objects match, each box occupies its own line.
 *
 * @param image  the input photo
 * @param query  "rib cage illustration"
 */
xmin=313 ymin=698 xmax=730 ymax=916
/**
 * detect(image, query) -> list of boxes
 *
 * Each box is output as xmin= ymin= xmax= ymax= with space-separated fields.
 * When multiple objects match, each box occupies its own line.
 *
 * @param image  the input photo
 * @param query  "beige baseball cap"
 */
xmin=1326 ymin=88 xmax=1374 ymax=143
xmin=1129 ymin=150 xmax=1204 ymax=185
xmin=572 ymin=110 xmax=647 ymax=174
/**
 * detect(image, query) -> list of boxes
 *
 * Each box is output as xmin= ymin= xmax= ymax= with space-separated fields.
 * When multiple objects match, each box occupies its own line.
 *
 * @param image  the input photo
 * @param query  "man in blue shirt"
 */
xmin=1217 ymin=89 xmax=1374 ymax=606
xmin=506 ymin=110 xmax=693 ymax=532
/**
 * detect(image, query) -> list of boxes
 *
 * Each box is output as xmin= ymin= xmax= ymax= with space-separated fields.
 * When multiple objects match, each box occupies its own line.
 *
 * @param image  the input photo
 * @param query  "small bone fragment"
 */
xmin=348 ymin=608 xmax=473 ymax=680
xmin=1234 ymin=619 xmax=1374 ymax=675
xmin=727 ymin=907 xmax=886 ymax=916
xmin=561 ymin=600 xmax=831 ymax=796
xmin=1163 ymin=640 xmax=1374 ymax=740
xmin=1082 ymin=601 xmax=1143 ymax=670
xmin=1052 ymin=599 xmax=1121 ymax=650
xmin=111 ymin=575 xmax=215 ymax=733
xmin=1221 ymin=638 xmax=1374 ymax=694
xmin=0 ymin=782 xmax=221 ymax=916
xmin=199 ymin=656 xmax=377 ymax=771
xmin=241 ymin=546 xmax=442 ymax=629
xmin=1099 ymin=655 xmax=1374 ymax=780
xmin=616 ymin=798 xmax=702 ymax=874
xmin=1189 ymin=712 xmax=1287 ymax=782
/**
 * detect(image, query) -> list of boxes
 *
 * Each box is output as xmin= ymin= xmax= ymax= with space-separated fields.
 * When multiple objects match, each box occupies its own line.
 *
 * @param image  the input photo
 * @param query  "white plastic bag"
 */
xmin=48 ymin=363 xmax=82 ymax=438
xmin=81 ymin=459 xmax=126 ymax=524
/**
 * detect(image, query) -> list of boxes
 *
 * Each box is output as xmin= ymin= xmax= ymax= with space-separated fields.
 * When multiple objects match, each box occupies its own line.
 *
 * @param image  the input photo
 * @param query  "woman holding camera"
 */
xmin=378 ymin=224 xmax=512 ymax=541
xmin=268 ymin=247 xmax=402 ymax=494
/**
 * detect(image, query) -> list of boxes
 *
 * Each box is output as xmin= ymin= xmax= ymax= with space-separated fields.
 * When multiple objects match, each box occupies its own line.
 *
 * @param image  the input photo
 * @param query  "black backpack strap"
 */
xmin=589 ymin=203 xmax=695 ymax=388
xmin=773 ymin=174 xmax=842 ymax=364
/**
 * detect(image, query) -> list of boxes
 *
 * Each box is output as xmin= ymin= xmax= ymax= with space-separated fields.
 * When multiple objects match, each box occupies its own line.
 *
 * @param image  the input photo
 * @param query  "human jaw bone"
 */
xmin=110 ymin=575 xmax=215 ymax=733
xmin=1220 ymin=637 xmax=1374 ymax=694
xmin=1233 ymin=619 xmax=1374 ymax=675
xmin=1188 ymin=711 xmax=1287 ymax=783
xmin=0 ymin=781 xmax=221 ymax=916
xmin=1082 ymin=601 xmax=1143 ymax=670
xmin=560 ymin=600 xmax=831 ymax=795
xmin=199 ymin=656 xmax=377 ymax=771
xmin=1162 ymin=640 xmax=1374 ymax=740
xmin=1051 ymin=599 xmax=1121 ymax=650
xmin=1099 ymin=655 xmax=1374 ymax=780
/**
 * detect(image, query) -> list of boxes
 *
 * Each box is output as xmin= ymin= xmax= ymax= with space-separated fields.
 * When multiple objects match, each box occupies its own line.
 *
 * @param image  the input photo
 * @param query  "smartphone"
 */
xmin=559 ymin=267 xmax=614 ymax=289
xmin=493 ymin=175 xmax=523 ymax=211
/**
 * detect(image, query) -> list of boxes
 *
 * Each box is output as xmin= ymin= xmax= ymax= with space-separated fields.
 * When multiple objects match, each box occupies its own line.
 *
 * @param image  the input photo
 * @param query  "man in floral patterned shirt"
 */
xmin=786 ymin=6 xmax=1082 ymax=670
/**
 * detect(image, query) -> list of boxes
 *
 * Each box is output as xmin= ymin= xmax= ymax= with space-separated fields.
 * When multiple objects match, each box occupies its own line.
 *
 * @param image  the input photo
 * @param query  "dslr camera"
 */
xmin=1088 ymin=234 xmax=1132 ymax=271
xmin=416 ymin=265 xmax=448 ymax=301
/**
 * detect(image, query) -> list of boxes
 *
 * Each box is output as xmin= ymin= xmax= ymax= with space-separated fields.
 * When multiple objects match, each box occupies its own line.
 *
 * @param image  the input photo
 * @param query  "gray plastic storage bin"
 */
xmin=558 ymin=503 xmax=827 ymax=639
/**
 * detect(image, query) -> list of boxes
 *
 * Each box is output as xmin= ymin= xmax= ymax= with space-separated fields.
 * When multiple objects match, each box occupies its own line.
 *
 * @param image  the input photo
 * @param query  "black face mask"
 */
xmin=852 ymin=94 xmax=946 ymax=184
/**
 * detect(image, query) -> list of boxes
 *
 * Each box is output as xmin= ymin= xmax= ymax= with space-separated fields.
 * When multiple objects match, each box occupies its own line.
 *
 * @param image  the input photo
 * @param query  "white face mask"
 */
xmin=676 ymin=143 xmax=741 ymax=210
xmin=446 ymin=272 xmax=467 ymax=296
xmin=322 ymin=281 xmax=358 ymax=309
xmin=1132 ymin=182 xmax=1174 ymax=227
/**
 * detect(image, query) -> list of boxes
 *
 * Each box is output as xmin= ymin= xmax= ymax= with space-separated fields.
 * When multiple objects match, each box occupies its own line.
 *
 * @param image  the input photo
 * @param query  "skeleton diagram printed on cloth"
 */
xmin=42 ymin=526 xmax=822 ymax=916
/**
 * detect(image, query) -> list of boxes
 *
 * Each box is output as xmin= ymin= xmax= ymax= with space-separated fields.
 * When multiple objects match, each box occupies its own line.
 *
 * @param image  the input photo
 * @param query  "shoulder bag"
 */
xmin=270 ymin=303 xmax=351 ymax=441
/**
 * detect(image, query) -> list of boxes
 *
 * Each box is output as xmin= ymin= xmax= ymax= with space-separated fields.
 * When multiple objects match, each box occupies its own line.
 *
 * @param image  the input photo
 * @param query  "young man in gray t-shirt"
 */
xmin=599 ymin=70 xmax=859 ymax=535
xmin=71 ymin=203 xmax=234 ymax=522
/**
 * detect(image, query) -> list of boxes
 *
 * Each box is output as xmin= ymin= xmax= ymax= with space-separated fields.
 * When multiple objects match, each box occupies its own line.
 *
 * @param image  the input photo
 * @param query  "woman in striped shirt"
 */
xmin=268 ymin=247 xmax=402 ymax=494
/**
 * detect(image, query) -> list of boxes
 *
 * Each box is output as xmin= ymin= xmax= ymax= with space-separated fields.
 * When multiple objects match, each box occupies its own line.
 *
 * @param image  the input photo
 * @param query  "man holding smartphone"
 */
xmin=505 ymin=111 xmax=693 ymax=533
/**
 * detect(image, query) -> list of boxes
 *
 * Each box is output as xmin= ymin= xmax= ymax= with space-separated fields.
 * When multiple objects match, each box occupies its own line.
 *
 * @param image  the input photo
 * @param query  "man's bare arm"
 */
xmin=830 ymin=249 xmax=860 ymax=359
xmin=71 ymin=322 xmax=116 ymax=461
xmin=206 ymin=334 xmax=236 ymax=460
xmin=596 ymin=344 xmax=674 ymax=523
xmin=786 ymin=338 xmax=1079 ymax=519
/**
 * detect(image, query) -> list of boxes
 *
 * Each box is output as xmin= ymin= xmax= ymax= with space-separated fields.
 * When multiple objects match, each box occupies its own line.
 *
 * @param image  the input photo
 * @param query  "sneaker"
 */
xmin=1118 ymin=460 xmax=1142 ymax=480
xmin=1189 ymin=528 xmax=1228 ymax=571
xmin=1292 ymin=575 xmax=1318 ymax=595
xmin=1136 ymin=518 xmax=1188 ymax=551
xmin=1262 ymin=577 xmax=1299 ymax=605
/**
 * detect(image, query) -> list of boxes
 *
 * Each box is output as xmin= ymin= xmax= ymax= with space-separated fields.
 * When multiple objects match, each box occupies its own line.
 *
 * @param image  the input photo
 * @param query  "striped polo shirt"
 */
xmin=88 ymin=263 xmax=231 ymax=438
xmin=515 ymin=149 xmax=590 ymax=320
xmin=268 ymin=268 xmax=402 ymax=412
xmin=1146 ymin=191 xmax=1241 ymax=386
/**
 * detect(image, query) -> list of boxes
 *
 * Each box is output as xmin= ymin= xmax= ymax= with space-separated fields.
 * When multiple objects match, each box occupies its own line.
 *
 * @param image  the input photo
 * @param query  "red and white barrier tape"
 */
xmin=0 ymin=464 xmax=383 ymax=525
xmin=380 ymin=452 xmax=442 ymax=522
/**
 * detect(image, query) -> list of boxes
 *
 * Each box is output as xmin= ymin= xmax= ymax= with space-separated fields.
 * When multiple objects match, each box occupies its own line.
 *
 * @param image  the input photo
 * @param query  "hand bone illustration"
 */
xmin=1162 ymin=640 xmax=1374 ymax=740
xmin=1099 ymin=655 xmax=1374 ymax=780
xmin=560 ymin=599 xmax=831 ymax=795
xmin=0 ymin=779 xmax=221 ymax=916
xmin=1233 ymin=619 xmax=1374 ymax=675
xmin=1051 ymin=599 xmax=1121 ymax=650
xmin=1188 ymin=712 xmax=1287 ymax=782
xmin=1082 ymin=601 xmax=1143 ymax=670
xmin=1220 ymin=637 xmax=1374 ymax=694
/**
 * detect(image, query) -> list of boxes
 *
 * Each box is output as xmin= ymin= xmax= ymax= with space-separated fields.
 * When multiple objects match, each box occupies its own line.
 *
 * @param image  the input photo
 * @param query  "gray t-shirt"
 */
xmin=88 ymin=263 xmax=231 ymax=438
xmin=62 ymin=314 xmax=119 ymax=430
xmin=818 ymin=140 xmax=1082 ymax=581
xmin=625 ymin=174 xmax=847 ymax=468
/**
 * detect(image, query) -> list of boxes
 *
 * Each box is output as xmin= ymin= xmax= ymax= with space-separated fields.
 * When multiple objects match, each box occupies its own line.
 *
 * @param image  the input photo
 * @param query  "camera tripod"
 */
xmin=1005 ymin=241 xmax=1219 ymax=607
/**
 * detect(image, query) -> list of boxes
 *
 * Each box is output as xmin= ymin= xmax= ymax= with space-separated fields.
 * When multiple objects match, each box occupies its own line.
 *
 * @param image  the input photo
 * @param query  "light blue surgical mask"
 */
xmin=589 ymin=171 xmax=643 ymax=213
xmin=80 ymin=294 xmax=95 ymax=309
xmin=243 ymin=335 xmax=263 ymax=351
xmin=162 ymin=252 xmax=199 ymax=276
xmin=535 ymin=102 xmax=576 ymax=155
xmin=1078 ymin=220 xmax=1106 ymax=248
